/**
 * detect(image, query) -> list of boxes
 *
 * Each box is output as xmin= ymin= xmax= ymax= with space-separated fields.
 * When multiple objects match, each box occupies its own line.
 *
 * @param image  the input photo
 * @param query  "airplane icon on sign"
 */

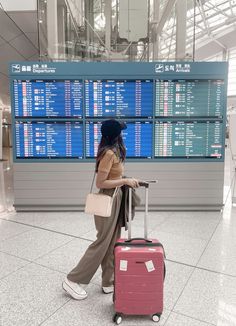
xmin=155 ymin=64 xmax=164 ymax=73
xmin=12 ymin=64 xmax=20 ymax=73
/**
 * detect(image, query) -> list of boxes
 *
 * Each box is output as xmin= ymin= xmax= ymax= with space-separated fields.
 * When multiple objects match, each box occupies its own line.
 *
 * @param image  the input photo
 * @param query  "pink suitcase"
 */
xmin=113 ymin=183 xmax=165 ymax=324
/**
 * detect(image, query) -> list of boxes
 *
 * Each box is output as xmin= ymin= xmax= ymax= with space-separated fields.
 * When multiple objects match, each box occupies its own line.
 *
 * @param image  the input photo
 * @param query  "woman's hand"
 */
xmin=124 ymin=178 xmax=139 ymax=188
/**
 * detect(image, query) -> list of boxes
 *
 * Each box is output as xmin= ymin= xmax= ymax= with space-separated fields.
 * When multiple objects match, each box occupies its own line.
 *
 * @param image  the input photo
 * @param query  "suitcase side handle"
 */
xmin=125 ymin=237 xmax=152 ymax=243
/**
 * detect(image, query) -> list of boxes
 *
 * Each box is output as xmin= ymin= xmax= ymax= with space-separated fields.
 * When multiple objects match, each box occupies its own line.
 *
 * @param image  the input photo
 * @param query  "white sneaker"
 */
xmin=102 ymin=285 xmax=114 ymax=294
xmin=62 ymin=277 xmax=87 ymax=300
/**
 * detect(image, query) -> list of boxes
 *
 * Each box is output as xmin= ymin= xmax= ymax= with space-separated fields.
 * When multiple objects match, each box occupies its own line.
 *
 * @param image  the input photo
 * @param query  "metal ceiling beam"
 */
xmin=197 ymin=0 xmax=227 ymax=50
xmin=160 ymin=16 xmax=236 ymax=53
xmin=155 ymin=0 xmax=177 ymax=36
xmin=204 ymin=1 xmax=232 ymax=19
xmin=160 ymin=1 xmax=236 ymax=36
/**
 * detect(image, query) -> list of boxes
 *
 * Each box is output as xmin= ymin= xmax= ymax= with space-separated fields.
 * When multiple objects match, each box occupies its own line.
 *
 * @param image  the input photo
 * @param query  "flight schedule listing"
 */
xmin=15 ymin=121 xmax=83 ymax=158
xmin=155 ymin=79 xmax=224 ymax=117
xmin=85 ymin=80 xmax=153 ymax=117
xmin=86 ymin=121 xmax=152 ymax=158
xmin=155 ymin=120 xmax=223 ymax=158
xmin=13 ymin=80 xmax=83 ymax=118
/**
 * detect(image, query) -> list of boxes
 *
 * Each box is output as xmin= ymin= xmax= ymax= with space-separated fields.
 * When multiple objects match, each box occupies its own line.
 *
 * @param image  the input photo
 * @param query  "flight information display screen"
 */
xmin=85 ymin=80 xmax=153 ymax=118
xmin=155 ymin=120 xmax=223 ymax=158
xmin=86 ymin=121 xmax=152 ymax=158
xmin=15 ymin=121 xmax=83 ymax=158
xmin=11 ymin=62 xmax=227 ymax=161
xmin=13 ymin=80 xmax=83 ymax=118
xmin=155 ymin=79 xmax=225 ymax=117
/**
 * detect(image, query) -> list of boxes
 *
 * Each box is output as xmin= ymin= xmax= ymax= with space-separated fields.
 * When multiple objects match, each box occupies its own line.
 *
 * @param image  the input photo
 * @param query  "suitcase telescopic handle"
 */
xmin=125 ymin=238 xmax=152 ymax=243
xmin=128 ymin=181 xmax=157 ymax=241
xmin=138 ymin=181 xmax=149 ymax=188
xmin=138 ymin=180 xmax=157 ymax=188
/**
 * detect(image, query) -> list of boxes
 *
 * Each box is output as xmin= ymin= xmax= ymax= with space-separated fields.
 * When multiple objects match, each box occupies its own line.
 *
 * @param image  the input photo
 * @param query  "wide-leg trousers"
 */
xmin=67 ymin=188 xmax=122 ymax=287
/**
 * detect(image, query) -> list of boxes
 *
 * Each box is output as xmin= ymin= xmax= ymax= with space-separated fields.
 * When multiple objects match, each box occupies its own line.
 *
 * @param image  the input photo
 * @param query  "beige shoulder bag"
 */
xmin=84 ymin=172 xmax=118 ymax=217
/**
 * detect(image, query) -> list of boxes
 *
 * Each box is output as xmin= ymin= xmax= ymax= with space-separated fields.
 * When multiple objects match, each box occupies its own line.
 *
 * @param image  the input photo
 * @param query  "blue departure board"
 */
xmin=155 ymin=79 xmax=225 ymax=117
xmin=155 ymin=120 xmax=223 ymax=158
xmin=10 ymin=62 xmax=227 ymax=162
xmin=85 ymin=80 xmax=153 ymax=117
xmin=86 ymin=121 xmax=152 ymax=158
xmin=15 ymin=121 xmax=83 ymax=158
xmin=13 ymin=80 xmax=83 ymax=118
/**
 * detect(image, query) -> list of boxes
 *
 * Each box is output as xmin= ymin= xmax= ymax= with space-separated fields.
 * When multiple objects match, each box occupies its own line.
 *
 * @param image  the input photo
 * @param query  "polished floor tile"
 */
xmin=0 ymin=228 xmax=73 ymax=261
xmin=173 ymin=269 xmax=236 ymax=325
xmin=156 ymin=213 xmax=220 ymax=241
xmin=165 ymin=312 xmax=213 ymax=326
xmin=210 ymin=220 xmax=236 ymax=242
xmin=42 ymin=212 xmax=95 ymax=237
xmin=0 ymin=252 xmax=29 ymax=280
xmin=83 ymin=224 xmax=153 ymax=242
xmin=0 ymin=219 xmax=32 ymax=241
xmin=35 ymin=237 xmax=92 ymax=274
xmin=164 ymin=261 xmax=193 ymax=310
xmin=133 ymin=211 xmax=171 ymax=229
xmin=149 ymin=228 xmax=207 ymax=266
xmin=82 ymin=227 xmax=98 ymax=241
xmin=197 ymin=233 xmax=236 ymax=276
xmin=0 ymin=263 xmax=69 ymax=326
xmin=4 ymin=211 xmax=63 ymax=227
xmin=0 ymin=146 xmax=236 ymax=326
xmin=42 ymin=282 xmax=171 ymax=326
xmin=168 ymin=210 xmax=221 ymax=220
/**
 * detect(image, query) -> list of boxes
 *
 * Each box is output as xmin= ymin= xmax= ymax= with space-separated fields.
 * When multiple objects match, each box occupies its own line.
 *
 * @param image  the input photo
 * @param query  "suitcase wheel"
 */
xmin=152 ymin=314 xmax=161 ymax=322
xmin=113 ymin=313 xmax=122 ymax=325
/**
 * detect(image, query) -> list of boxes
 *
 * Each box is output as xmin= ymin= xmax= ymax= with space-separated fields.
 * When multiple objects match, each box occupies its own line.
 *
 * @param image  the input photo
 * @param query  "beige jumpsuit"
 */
xmin=67 ymin=150 xmax=123 ymax=287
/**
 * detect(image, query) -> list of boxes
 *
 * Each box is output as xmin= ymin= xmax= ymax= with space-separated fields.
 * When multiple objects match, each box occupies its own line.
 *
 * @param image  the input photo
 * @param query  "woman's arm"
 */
xmin=96 ymin=171 xmax=139 ymax=189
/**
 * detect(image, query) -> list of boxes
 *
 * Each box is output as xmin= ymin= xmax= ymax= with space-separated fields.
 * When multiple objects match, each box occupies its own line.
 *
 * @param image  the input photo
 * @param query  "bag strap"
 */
xmin=90 ymin=170 xmax=118 ymax=196
xmin=111 ymin=186 xmax=119 ymax=198
xmin=90 ymin=171 xmax=96 ymax=193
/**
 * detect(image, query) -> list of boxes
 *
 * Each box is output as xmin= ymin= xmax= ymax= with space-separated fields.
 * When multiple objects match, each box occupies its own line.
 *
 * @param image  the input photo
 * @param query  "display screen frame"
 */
xmin=10 ymin=62 xmax=228 ymax=163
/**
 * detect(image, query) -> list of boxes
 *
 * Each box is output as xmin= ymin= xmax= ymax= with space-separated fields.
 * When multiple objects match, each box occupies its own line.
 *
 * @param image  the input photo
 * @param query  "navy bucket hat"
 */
xmin=101 ymin=119 xmax=127 ymax=139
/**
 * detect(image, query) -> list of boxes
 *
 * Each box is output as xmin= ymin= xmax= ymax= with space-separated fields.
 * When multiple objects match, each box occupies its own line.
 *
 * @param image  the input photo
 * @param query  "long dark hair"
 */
xmin=95 ymin=135 xmax=126 ymax=172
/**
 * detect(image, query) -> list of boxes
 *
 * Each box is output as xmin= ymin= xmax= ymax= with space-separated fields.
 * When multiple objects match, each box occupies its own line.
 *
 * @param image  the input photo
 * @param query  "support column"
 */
xmin=85 ymin=0 xmax=94 ymax=59
xmin=104 ymin=0 xmax=112 ymax=56
xmin=222 ymin=48 xmax=228 ymax=61
xmin=46 ymin=0 xmax=58 ymax=59
xmin=175 ymin=0 xmax=187 ymax=60
xmin=57 ymin=4 xmax=66 ymax=59
xmin=152 ymin=0 xmax=160 ymax=60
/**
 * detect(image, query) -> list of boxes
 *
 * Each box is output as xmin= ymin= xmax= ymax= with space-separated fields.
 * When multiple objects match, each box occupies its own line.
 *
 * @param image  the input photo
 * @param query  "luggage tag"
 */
xmin=120 ymin=260 xmax=128 ymax=271
xmin=145 ymin=260 xmax=155 ymax=272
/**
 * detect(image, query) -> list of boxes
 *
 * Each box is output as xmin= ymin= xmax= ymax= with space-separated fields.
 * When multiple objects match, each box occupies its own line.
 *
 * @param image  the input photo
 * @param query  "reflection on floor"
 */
xmin=0 ymin=147 xmax=236 ymax=326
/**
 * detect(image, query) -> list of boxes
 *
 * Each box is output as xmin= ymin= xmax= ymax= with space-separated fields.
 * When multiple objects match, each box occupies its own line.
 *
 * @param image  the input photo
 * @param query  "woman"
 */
xmin=62 ymin=119 xmax=139 ymax=300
